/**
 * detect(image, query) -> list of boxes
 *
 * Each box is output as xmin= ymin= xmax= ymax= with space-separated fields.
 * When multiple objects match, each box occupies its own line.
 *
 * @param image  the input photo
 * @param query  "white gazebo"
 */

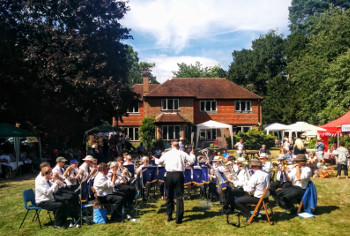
xmin=265 ymin=123 xmax=290 ymax=142
xmin=286 ymin=121 xmax=326 ymax=140
xmin=196 ymin=120 xmax=233 ymax=149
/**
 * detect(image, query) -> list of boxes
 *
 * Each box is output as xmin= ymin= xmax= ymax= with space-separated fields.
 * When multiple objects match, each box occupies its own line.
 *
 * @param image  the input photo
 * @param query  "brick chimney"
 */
xmin=142 ymin=69 xmax=149 ymax=94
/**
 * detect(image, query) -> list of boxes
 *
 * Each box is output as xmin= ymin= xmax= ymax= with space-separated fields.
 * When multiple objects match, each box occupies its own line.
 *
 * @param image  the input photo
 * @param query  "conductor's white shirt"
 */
xmin=155 ymin=148 xmax=195 ymax=172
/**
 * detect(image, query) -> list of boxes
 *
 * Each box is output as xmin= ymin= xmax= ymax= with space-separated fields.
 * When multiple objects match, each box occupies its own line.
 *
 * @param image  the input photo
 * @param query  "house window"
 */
xmin=200 ymin=100 xmax=217 ymax=112
xmin=125 ymin=127 xmax=139 ymax=141
xmin=200 ymin=129 xmax=217 ymax=140
xmin=237 ymin=126 xmax=252 ymax=133
xmin=162 ymin=125 xmax=180 ymax=140
xmin=127 ymin=102 xmax=139 ymax=113
xmin=235 ymin=100 xmax=251 ymax=113
xmin=161 ymin=99 xmax=179 ymax=111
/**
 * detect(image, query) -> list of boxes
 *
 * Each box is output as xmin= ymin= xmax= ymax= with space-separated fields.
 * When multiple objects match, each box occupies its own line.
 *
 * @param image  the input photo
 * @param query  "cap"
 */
xmin=70 ymin=159 xmax=79 ymax=165
xmin=56 ymin=156 xmax=67 ymax=163
xmin=277 ymin=154 xmax=286 ymax=161
xmin=213 ymin=156 xmax=222 ymax=162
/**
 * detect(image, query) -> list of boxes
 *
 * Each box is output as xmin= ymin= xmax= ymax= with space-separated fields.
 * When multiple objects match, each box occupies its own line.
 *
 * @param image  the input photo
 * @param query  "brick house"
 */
xmin=113 ymin=77 xmax=263 ymax=147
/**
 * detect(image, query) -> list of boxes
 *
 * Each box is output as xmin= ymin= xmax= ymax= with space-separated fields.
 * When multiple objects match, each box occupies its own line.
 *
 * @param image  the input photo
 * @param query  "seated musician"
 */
xmin=233 ymin=157 xmax=245 ymax=174
xmin=234 ymin=160 xmax=270 ymax=222
xmin=270 ymin=154 xmax=291 ymax=202
xmin=123 ymin=155 xmax=134 ymax=165
xmin=79 ymin=155 xmax=97 ymax=181
xmin=35 ymin=167 xmax=70 ymax=229
xmin=93 ymin=163 xmax=124 ymax=221
xmin=222 ymin=160 xmax=246 ymax=213
xmin=260 ymin=153 xmax=273 ymax=173
xmin=51 ymin=157 xmax=80 ymax=224
xmin=208 ymin=156 xmax=225 ymax=201
xmin=62 ymin=159 xmax=81 ymax=191
xmin=136 ymin=156 xmax=152 ymax=201
xmin=115 ymin=157 xmax=137 ymax=211
xmin=276 ymin=154 xmax=312 ymax=214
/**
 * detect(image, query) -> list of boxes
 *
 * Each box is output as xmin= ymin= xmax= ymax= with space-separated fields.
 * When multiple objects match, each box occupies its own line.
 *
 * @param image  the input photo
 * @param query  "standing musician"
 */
xmin=153 ymin=141 xmax=195 ymax=224
xmin=270 ymin=154 xmax=291 ymax=202
xmin=276 ymin=154 xmax=312 ymax=214
xmin=234 ymin=160 xmax=270 ymax=222
xmin=93 ymin=163 xmax=124 ymax=221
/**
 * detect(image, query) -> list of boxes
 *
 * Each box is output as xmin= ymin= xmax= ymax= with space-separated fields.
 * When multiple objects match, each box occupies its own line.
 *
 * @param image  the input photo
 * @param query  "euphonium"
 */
xmin=223 ymin=162 xmax=238 ymax=188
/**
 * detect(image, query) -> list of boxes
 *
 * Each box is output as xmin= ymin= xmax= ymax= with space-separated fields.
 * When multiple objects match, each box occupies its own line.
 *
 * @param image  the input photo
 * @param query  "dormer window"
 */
xmin=161 ymin=98 xmax=179 ymax=111
xmin=127 ymin=102 xmax=139 ymax=113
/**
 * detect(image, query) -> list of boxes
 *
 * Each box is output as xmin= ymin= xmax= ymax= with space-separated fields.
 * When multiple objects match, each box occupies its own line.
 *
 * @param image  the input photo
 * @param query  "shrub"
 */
xmin=236 ymin=129 xmax=276 ymax=150
xmin=139 ymin=117 xmax=156 ymax=147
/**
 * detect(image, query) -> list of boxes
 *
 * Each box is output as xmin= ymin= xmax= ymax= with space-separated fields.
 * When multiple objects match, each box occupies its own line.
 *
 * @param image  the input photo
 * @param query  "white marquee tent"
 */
xmin=195 ymin=120 xmax=233 ymax=149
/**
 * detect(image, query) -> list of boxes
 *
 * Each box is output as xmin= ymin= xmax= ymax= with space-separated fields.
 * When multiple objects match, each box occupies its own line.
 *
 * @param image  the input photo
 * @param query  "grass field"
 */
xmin=1 ymin=170 xmax=350 ymax=236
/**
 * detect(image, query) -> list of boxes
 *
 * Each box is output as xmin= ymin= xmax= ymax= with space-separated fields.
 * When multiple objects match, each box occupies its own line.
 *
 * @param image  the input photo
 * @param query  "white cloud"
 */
xmin=145 ymin=55 xmax=221 ymax=83
xmin=122 ymin=0 xmax=291 ymax=52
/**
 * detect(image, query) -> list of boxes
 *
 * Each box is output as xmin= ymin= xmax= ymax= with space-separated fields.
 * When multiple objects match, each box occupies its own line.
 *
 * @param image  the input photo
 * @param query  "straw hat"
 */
xmin=83 ymin=155 xmax=96 ymax=162
xmin=259 ymin=153 xmax=268 ymax=159
xmin=213 ymin=156 xmax=222 ymax=162
xmin=277 ymin=154 xmax=286 ymax=161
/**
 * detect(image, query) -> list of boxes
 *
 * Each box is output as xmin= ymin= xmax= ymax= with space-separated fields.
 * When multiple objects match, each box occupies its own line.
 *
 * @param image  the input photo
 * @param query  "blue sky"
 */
xmin=121 ymin=0 xmax=292 ymax=83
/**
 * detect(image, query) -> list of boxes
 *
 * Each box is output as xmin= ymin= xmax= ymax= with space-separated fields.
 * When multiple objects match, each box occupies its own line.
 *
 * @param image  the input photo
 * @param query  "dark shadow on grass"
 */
xmin=314 ymin=205 xmax=339 ymax=215
xmin=182 ymin=210 xmax=222 ymax=222
xmin=0 ymin=184 xmax=9 ymax=189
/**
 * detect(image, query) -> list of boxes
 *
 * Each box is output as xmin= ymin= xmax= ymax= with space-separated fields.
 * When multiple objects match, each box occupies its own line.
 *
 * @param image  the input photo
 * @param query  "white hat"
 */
xmin=213 ymin=156 xmax=222 ymax=162
xmin=236 ymin=157 xmax=248 ymax=165
xmin=259 ymin=153 xmax=268 ymax=159
xmin=83 ymin=155 xmax=96 ymax=162
xmin=126 ymin=155 xmax=132 ymax=159
xmin=108 ymin=161 xmax=118 ymax=168
xmin=277 ymin=154 xmax=286 ymax=161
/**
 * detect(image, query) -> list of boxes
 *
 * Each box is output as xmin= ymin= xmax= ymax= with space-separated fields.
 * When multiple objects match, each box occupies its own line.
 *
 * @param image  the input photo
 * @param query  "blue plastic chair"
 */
xmin=19 ymin=189 xmax=52 ymax=229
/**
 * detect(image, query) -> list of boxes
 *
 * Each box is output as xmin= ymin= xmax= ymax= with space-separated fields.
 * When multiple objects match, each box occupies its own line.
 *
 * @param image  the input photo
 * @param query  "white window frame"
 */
xmin=127 ymin=102 xmax=139 ymax=114
xmin=200 ymin=129 xmax=217 ymax=141
xmin=161 ymin=98 xmax=179 ymax=111
xmin=125 ymin=127 xmax=139 ymax=141
xmin=200 ymin=100 xmax=217 ymax=112
xmin=237 ymin=126 xmax=252 ymax=133
xmin=235 ymin=100 xmax=252 ymax=113
xmin=162 ymin=125 xmax=180 ymax=140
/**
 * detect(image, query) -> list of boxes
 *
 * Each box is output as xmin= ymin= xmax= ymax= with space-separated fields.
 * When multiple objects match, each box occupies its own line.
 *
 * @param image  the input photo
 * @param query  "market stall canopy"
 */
xmin=85 ymin=124 xmax=119 ymax=136
xmin=287 ymin=121 xmax=325 ymax=133
xmin=318 ymin=110 xmax=350 ymax=136
xmin=265 ymin=123 xmax=289 ymax=134
xmin=0 ymin=123 xmax=37 ymax=137
xmin=196 ymin=120 xmax=233 ymax=149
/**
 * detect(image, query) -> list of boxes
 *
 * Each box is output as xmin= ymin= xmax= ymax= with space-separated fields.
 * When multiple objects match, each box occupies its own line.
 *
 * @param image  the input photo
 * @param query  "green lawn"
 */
xmin=1 ymin=173 xmax=350 ymax=236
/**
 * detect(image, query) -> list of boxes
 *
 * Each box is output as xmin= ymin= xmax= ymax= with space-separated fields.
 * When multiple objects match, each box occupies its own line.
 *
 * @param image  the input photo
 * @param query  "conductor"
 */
xmin=154 ymin=141 xmax=195 ymax=224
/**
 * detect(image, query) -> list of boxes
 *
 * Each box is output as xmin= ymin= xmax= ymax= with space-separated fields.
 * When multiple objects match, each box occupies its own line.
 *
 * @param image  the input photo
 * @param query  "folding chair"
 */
xmin=19 ymin=189 xmax=52 ymax=229
xmin=247 ymin=189 xmax=274 ymax=225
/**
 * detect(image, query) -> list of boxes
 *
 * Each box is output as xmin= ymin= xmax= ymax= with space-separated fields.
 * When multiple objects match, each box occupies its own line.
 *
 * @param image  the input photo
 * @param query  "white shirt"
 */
xmin=243 ymin=169 xmax=270 ymax=198
xmin=288 ymin=166 xmax=311 ymax=189
xmin=262 ymin=161 xmax=273 ymax=173
xmin=235 ymin=142 xmax=244 ymax=152
xmin=35 ymin=175 xmax=59 ymax=203
xmin=52 ymin=165 xmax=65 ymax=178
xmin=79 ymin=162 xmax=90 ymax=180
xmin=234 ymin=168 xmax=250 ymax=188
xmin=155 ymin=148 xmax=195 ymax=172
xmin=65 ymin=167 xmax=79 ymax=186
xmin=93 ymin=172 xmax=115 ymax=197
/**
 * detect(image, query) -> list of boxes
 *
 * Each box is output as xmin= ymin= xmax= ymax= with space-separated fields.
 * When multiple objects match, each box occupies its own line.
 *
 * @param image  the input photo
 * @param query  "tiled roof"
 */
xmin=154 ymin=112 xmax=189 ymax=123
xmin=143 ymin=78 xmax=263 ymax=99
xmin=132 ymin=84 xmax=160 ymax=99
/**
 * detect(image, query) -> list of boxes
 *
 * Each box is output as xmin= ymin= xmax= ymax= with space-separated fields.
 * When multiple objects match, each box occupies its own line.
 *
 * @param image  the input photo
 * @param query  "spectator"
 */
xmin=316 ymin=138 xmax=325 ymax=165
xmin=335 ymin=141 xmax=349 ymax=179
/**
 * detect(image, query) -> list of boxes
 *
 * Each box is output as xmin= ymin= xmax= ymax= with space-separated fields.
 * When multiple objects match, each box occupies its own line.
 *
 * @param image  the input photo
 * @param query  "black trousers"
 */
xmin=337 ymin=164 xmax=348 ymax=176
xmin=54 ymin=188 xmax=79 ymax=219
xmin=37 ymin=200 xmax=67 ymax=226
xmin=234 ymin=193 xmax=260 ymax=218
xmin=117 ymin=184 xmax=137 ymax=206
xmin=270 ymin=181 xmax=292 ymax=197
xmin=99 ymin=194 xmax=124 ymax=219
xmin=276 ymin=185 xmax=305 ymax=210
xmin=224 ymin=187 xmax=245 ymax=211
xmin=165 ymin=172 xmax=184 ymax=223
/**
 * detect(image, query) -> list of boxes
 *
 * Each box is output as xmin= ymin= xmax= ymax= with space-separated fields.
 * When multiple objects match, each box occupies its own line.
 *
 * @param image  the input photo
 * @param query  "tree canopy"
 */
xmin=172 ymin=61 xmax=227 ymax=78
xmin=0 ymin=0 xmax=137 ymax=147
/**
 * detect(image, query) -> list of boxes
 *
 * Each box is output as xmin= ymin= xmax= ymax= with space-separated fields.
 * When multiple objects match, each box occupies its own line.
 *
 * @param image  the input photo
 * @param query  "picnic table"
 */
xmin=245 ymin=150 xmax=260 ymax=160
